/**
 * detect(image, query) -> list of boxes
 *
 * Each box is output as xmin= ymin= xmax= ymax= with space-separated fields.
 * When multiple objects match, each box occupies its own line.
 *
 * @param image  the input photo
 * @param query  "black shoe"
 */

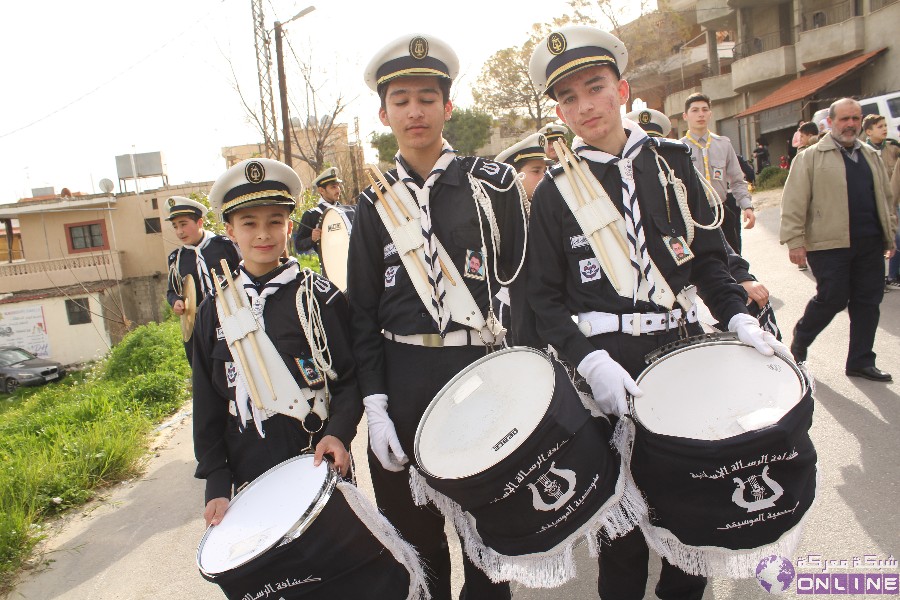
xmin=845 ymin=366 xmax=893 ymax=382
xmin=790 ymin=340 xmax=807 ymax=363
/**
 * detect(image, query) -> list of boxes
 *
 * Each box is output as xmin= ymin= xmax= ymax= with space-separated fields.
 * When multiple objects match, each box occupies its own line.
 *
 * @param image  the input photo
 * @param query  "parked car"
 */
xmin=813 ymin=90 xmax=900 ymax=135
xmin=0 ymin=347 xmax=66 ymax=393
xmin=0 ymin=326 xmax=13 ymax=337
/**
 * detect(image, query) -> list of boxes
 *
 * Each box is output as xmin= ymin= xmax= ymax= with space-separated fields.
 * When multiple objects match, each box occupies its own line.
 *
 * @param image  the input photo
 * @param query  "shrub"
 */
xmin=756 ymin=165 xmax=789 ymax=190
xmin=105 ymin=321 xmax=188 ymax=380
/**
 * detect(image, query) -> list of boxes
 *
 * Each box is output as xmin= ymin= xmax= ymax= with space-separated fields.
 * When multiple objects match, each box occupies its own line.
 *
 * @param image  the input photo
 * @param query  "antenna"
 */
xmin=99 ymin=178 xmax=114 ymax=194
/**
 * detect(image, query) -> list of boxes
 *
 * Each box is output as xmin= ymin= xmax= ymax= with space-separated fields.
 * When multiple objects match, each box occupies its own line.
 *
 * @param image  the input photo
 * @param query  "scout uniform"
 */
xmin=527 ymin=25 xmax=777 ymax=600
xmin=192 ymin=158 xmax=362 ymax=508
xmin=165 ymin=196 xmax=240 ymax=364
xmin=348 ymin=33 xmax=528 ymax=600
xmin=539 ymin=123 xmax=570 ymax=161
xmin=293 ymin=167 xmax=343 ymax=262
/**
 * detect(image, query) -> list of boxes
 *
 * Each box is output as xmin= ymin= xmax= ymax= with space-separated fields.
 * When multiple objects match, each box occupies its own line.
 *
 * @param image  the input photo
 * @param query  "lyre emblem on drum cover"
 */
xmin=731 ymin=466 xmax=784 ymax=513
xmin=528 ymin=462 xmax=577 ymax=512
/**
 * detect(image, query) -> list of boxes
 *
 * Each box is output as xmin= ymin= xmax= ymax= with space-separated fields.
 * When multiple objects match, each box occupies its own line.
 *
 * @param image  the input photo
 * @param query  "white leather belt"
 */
xmin=578 ymin=307 xmax=698 ymax=337
xmin=383 ymin=329 xmax=504 ymax=348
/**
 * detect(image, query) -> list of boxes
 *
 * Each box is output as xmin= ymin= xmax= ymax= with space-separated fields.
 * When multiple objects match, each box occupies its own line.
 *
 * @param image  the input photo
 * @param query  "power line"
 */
xmin=0 ymin=0 xmax=227 ymax=140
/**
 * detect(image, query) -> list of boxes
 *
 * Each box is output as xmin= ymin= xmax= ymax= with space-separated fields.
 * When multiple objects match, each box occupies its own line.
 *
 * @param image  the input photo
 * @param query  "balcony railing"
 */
xmin=870 ymin=0 xmax=897 ymax=10
xmin=733 ymin=30 xmax=793 ymax=60
xmin=0 ymin=253 xmax=118 ymax=278
xmin=800 ymin=0 xmax=861 ymax=31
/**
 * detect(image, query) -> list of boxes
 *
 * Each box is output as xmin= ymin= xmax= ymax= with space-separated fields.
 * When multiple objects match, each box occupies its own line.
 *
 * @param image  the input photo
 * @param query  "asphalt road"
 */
xmin=6 ymin=191 xmax=898 ymax=599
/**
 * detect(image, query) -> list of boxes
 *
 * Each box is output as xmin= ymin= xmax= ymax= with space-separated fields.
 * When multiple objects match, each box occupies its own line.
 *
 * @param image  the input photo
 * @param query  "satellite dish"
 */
xmin=99 ymin=178 xmax=114 ymax=193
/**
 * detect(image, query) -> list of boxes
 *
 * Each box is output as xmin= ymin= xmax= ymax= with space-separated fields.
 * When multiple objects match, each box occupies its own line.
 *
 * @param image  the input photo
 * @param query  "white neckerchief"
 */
xmin=573 ymin=120 xmax=656 ymax=305
xmin=394 ymin=140 xmax=458 ymax=335
xmin=232 ymin=258 xmax=300 ymax=436
xmin=180 ymin=229 xmax=215 ymax=296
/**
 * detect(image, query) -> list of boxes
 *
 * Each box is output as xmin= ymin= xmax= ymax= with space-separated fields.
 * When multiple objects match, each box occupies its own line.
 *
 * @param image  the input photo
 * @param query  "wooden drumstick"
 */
xmin=553 ymin=141 xmax=622 ymax=291
xmin=219 ymin=260 xmax=276 ymax=402
xmin=559 ymin=142 xmax=631 ymax=256
xmin=212 ymin=268 xmax=265 ymax=410
xmin=366 ymin=165 xmax=457 ymax=287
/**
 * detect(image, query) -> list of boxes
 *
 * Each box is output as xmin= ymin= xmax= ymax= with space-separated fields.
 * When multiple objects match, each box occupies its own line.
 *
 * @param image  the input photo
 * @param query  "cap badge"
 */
xmin=167 ymin=197 xmax=176 ymax=208
xmin=639 ymin=111 xmax=651 ymax=125
xmin=538 ymin=134 xmax=547 ymax=147
xmin=548 ymin=32 xmax=567 ymax=56
xmin=409 ymin=37 xmax=429 ymax=60
xmin=245 ymin=161 xmax=265 ymax=184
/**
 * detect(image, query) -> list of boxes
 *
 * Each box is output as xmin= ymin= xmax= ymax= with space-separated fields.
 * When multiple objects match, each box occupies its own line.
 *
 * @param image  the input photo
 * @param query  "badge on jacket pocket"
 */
xmin=385 ymin=265 xmax=400 ymax=287
xmin=663 ymin=235 xmax=693 ymax=266
xmin=225 ymin=362 xmax=238 ymax=387
xmin=579 ymin=258 xmax=603 ymax=283
xmin=295 ymin=357 xmax=325 ymax=387
xmin=464 ymin=249 xmax=486 ymax=280
xmin=712 ymin=167 xmax=724 ymax=181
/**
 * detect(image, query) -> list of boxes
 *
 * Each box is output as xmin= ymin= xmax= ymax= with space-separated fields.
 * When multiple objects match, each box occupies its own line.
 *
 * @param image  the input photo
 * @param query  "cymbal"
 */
xmin=181 ymin=273 xmax=197 ymax=342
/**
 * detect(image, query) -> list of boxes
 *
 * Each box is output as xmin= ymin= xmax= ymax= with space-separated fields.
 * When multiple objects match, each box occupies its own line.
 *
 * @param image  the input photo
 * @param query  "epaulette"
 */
xmin=460 ymin=156 xmax=516 ymax=189
xmin=359 ymin=169 xmax=400 ymax=205
xmin=651 ymin=137 xmax=692 ymax=154
xmin=299 ymin=269 xmax=342 ymax=305
xmin=167 ymin=248 xmax=179 ymax=264
xmin=209 ymin=234 xmax=232 ymax=245
xmin=546 ymin=163 xmax=565 ymax=179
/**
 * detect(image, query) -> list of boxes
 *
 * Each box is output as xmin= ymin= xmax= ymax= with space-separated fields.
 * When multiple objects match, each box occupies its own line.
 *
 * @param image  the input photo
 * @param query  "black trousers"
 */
xmin=369 ymin=340 xmax=511 ymax=600
xmin=183 ymin=337 xmax=194 ymax=367
xmin=721 ymin=193 xmax=743 ymax=255
xmin=588 ymin=327 xmax=707 ymax=600
xmin=793 ymin=235 xmax=885 ymax=370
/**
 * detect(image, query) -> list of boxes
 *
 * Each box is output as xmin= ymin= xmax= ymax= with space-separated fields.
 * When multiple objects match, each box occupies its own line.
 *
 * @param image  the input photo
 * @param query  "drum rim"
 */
xmin=628 ymin=338 xmax=807 ymax=434
xmin=414 ymin=346 xmax=557 ymax=480
xmin=196 ymin=454 xmax=338 ymax=577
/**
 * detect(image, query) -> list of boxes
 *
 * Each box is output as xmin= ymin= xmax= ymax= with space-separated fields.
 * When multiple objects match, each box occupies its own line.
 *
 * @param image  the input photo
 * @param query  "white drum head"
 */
xmin=416 ymin=348 xmax=555 ymax=479
xmin=632 ymin=341 xmax=804 ymax=441
xmin=197 ymin=455 xmax=331 ymax=575
xmin=320 ymin=208 xmax=351 ymax=291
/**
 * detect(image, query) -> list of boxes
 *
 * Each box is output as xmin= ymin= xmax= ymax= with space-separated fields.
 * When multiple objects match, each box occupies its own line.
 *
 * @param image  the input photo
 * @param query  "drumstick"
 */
xmin=553 ymin=141 xmax=622 ymax=291
xmin=559 ymin=143 xmax=631 ymax=256
xmin=219 ymin=260 xmax=276 ymax=402
xmin=212 ymin=268 xmax=265 ymax=410
xmin=365 ymin=165 xmax=457 ymax=287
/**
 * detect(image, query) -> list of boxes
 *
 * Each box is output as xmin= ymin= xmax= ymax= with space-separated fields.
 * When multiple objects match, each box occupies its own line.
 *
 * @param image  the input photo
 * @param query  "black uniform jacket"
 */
xmin=293 ymin=200 xmax=333 ymax=254
xmin=347 ymin=155 xmax=529 ymax=398
xmin=192 ymin=265 xmax=362 ymax=503
xmin=527 ymin=137 xmax=749 ymax=367
xmin=166 ymin=235 xmax=240 ymax=307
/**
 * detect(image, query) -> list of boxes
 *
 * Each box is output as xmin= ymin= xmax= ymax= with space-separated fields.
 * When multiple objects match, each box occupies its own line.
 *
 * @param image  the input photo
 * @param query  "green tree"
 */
xmin=444 ymin=107 xmax=492 ymax=155
xmin=370 ymin=131 xmax=398 ymax=163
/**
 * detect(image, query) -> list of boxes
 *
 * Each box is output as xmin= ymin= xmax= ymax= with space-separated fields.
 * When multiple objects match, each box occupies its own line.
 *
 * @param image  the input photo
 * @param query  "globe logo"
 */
xmin=756 ymin=555 xmax=796 ymax=594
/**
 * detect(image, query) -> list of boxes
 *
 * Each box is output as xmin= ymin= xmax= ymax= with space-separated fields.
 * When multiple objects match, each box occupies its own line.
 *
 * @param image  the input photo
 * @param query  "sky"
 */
xmin=0 ymin=0 xmax=591 ymax=203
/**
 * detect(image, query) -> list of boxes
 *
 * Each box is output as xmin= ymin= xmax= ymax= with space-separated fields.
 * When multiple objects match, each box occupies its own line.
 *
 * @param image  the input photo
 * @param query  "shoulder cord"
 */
xmin=466 ymin=173 xmax=529 ymax=287
xmin=295 ymin=268 xmax=338 ymax=381
xmin=649 ymin=145 xmax=724 ymax=246
xmin=170 ymin=248 xmax=184 ymax=296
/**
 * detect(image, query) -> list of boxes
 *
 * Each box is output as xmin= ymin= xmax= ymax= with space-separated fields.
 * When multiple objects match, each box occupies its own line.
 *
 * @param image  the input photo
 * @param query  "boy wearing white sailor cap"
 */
xmin=192 ymin=158 xmax=362 ymax=548
xmin=538 ymin=123 xmax=570 ymax=161
xmin=293 ymin=166 xmax=344 ymax=261
xmin=624 ymin=108 xmax=672 ymax=138
xmin=526 ymin=25 xmax=789 ymax=599
xmin=165 ymin=195 xmax=240 ymax=365
xmin=350 ymin=33 xmax=530 ymax=600
xmin=495 ymin=131 xmax=548 ymax=201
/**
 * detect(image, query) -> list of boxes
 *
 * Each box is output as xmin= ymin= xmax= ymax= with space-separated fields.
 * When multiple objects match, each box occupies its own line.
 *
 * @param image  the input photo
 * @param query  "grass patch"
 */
xmin=755 ymin=165 xmax=789 ymax=190
xmin=0 ymin=319 xmax=190 ymax=592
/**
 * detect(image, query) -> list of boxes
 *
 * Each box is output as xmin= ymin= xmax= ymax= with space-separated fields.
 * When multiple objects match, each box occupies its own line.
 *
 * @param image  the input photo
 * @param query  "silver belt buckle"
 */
xmin=421 ymin=333 xmax=444 ymax=348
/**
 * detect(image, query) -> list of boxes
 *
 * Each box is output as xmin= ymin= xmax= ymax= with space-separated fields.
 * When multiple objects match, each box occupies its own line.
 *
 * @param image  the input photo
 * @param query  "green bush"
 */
xmin=756 ymin=165 xmax=789 ymax=190
xmin=105 ymin=321 xmax=189 ymax=380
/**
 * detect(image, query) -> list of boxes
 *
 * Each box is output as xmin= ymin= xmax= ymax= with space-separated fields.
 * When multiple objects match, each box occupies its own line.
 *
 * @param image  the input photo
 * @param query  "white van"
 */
xmin=812 ymin=91 xmax=900 ymax=136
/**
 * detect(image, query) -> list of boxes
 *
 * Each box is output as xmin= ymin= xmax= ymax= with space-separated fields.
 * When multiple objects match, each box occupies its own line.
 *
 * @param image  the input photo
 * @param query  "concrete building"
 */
xmin=0 ymin=182 xmax=211 ymax=365
xmin=626 ymin=0 xmax=899 ymax=162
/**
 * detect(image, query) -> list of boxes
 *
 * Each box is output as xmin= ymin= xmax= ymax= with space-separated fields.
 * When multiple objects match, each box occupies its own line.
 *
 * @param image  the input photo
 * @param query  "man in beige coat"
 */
xmin=781 ymin=98 xmax=897 ymax=381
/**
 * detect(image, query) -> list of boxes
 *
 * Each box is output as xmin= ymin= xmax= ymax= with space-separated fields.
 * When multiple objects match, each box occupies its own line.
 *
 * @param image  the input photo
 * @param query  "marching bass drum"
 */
xmin=197 ymin=455 xmax=425 ymax=600
xmin=318 ymin=205 xmax=356 ymax=292
xmin=624 ymin=333 xmax=817 ymax=577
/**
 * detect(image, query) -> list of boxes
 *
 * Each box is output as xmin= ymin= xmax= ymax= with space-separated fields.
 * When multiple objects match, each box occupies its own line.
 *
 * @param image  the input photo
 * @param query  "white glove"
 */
xmin=577 ymin=350 xmax=642 ymax=417
xmin=363 ymin=394 xmax=408 ymax=472
xmin=728 ymin=313 xmax=791 ymax=358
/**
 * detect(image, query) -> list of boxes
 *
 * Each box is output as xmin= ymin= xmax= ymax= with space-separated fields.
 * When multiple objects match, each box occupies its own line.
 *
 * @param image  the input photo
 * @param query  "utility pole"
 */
xmin=251 ymin=0 xmax=279 ymax=159
xmin=275 ymin=21 xmax=292 ymax=167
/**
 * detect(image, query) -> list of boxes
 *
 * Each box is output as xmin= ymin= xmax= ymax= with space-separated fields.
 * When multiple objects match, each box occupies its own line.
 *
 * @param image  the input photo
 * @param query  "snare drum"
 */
xmin=412 ymin=347 xmax=645 ymax=587
xmin=625 ymin=335 xmax=817 ymax=577
xmin=318 ymin=205 xmax=356 ymax=291
xmin=197 ymin=455 xmax=424 ymax=599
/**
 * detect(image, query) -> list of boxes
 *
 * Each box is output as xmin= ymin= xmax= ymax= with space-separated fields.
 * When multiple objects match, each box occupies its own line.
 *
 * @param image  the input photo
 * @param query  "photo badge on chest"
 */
xmin=295 ymin=357 xmax=325 ymax=388
xmin=663 ymin=235 xmax=693 ymax=266
xmin=464 ymin=249 xmax=486 ymax=280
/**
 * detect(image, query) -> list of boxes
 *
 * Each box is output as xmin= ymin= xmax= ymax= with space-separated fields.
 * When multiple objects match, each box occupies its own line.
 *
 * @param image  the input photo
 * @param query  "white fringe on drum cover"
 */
xmin=409 ymin=464 xmax=646 ymax=588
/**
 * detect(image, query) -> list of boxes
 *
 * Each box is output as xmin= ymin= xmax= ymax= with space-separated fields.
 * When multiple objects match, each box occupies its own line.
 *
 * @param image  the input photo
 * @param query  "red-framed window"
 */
xmin=65 ymin=219 xmax=109 ymax=253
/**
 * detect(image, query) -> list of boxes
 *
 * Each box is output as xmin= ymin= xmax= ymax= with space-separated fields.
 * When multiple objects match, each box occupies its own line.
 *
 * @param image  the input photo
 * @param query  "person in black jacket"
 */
xmin=193 ymin=157 xmax=361 ymax=529
xmin=165 ymin=196 xmax=240 ymax=364
xmin=527 ymin=25 xmax=789 ymax=600
xmin=292 ymin=167 xmax=343 ymax=267
xmin=348 ymin=33 xmax=528 ymax=600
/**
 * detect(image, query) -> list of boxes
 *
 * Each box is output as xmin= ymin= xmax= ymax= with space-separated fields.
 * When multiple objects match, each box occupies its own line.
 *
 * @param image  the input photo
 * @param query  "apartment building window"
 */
xmin=144 ymin=217 xmax=162 ymax=234
xmin=65 ymin=298 xmax=92 ymax=325
xmin=151 ymin=197 xmax=158 ymax=210
xmin=65 ymin=220 xmax=109 ymax=253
